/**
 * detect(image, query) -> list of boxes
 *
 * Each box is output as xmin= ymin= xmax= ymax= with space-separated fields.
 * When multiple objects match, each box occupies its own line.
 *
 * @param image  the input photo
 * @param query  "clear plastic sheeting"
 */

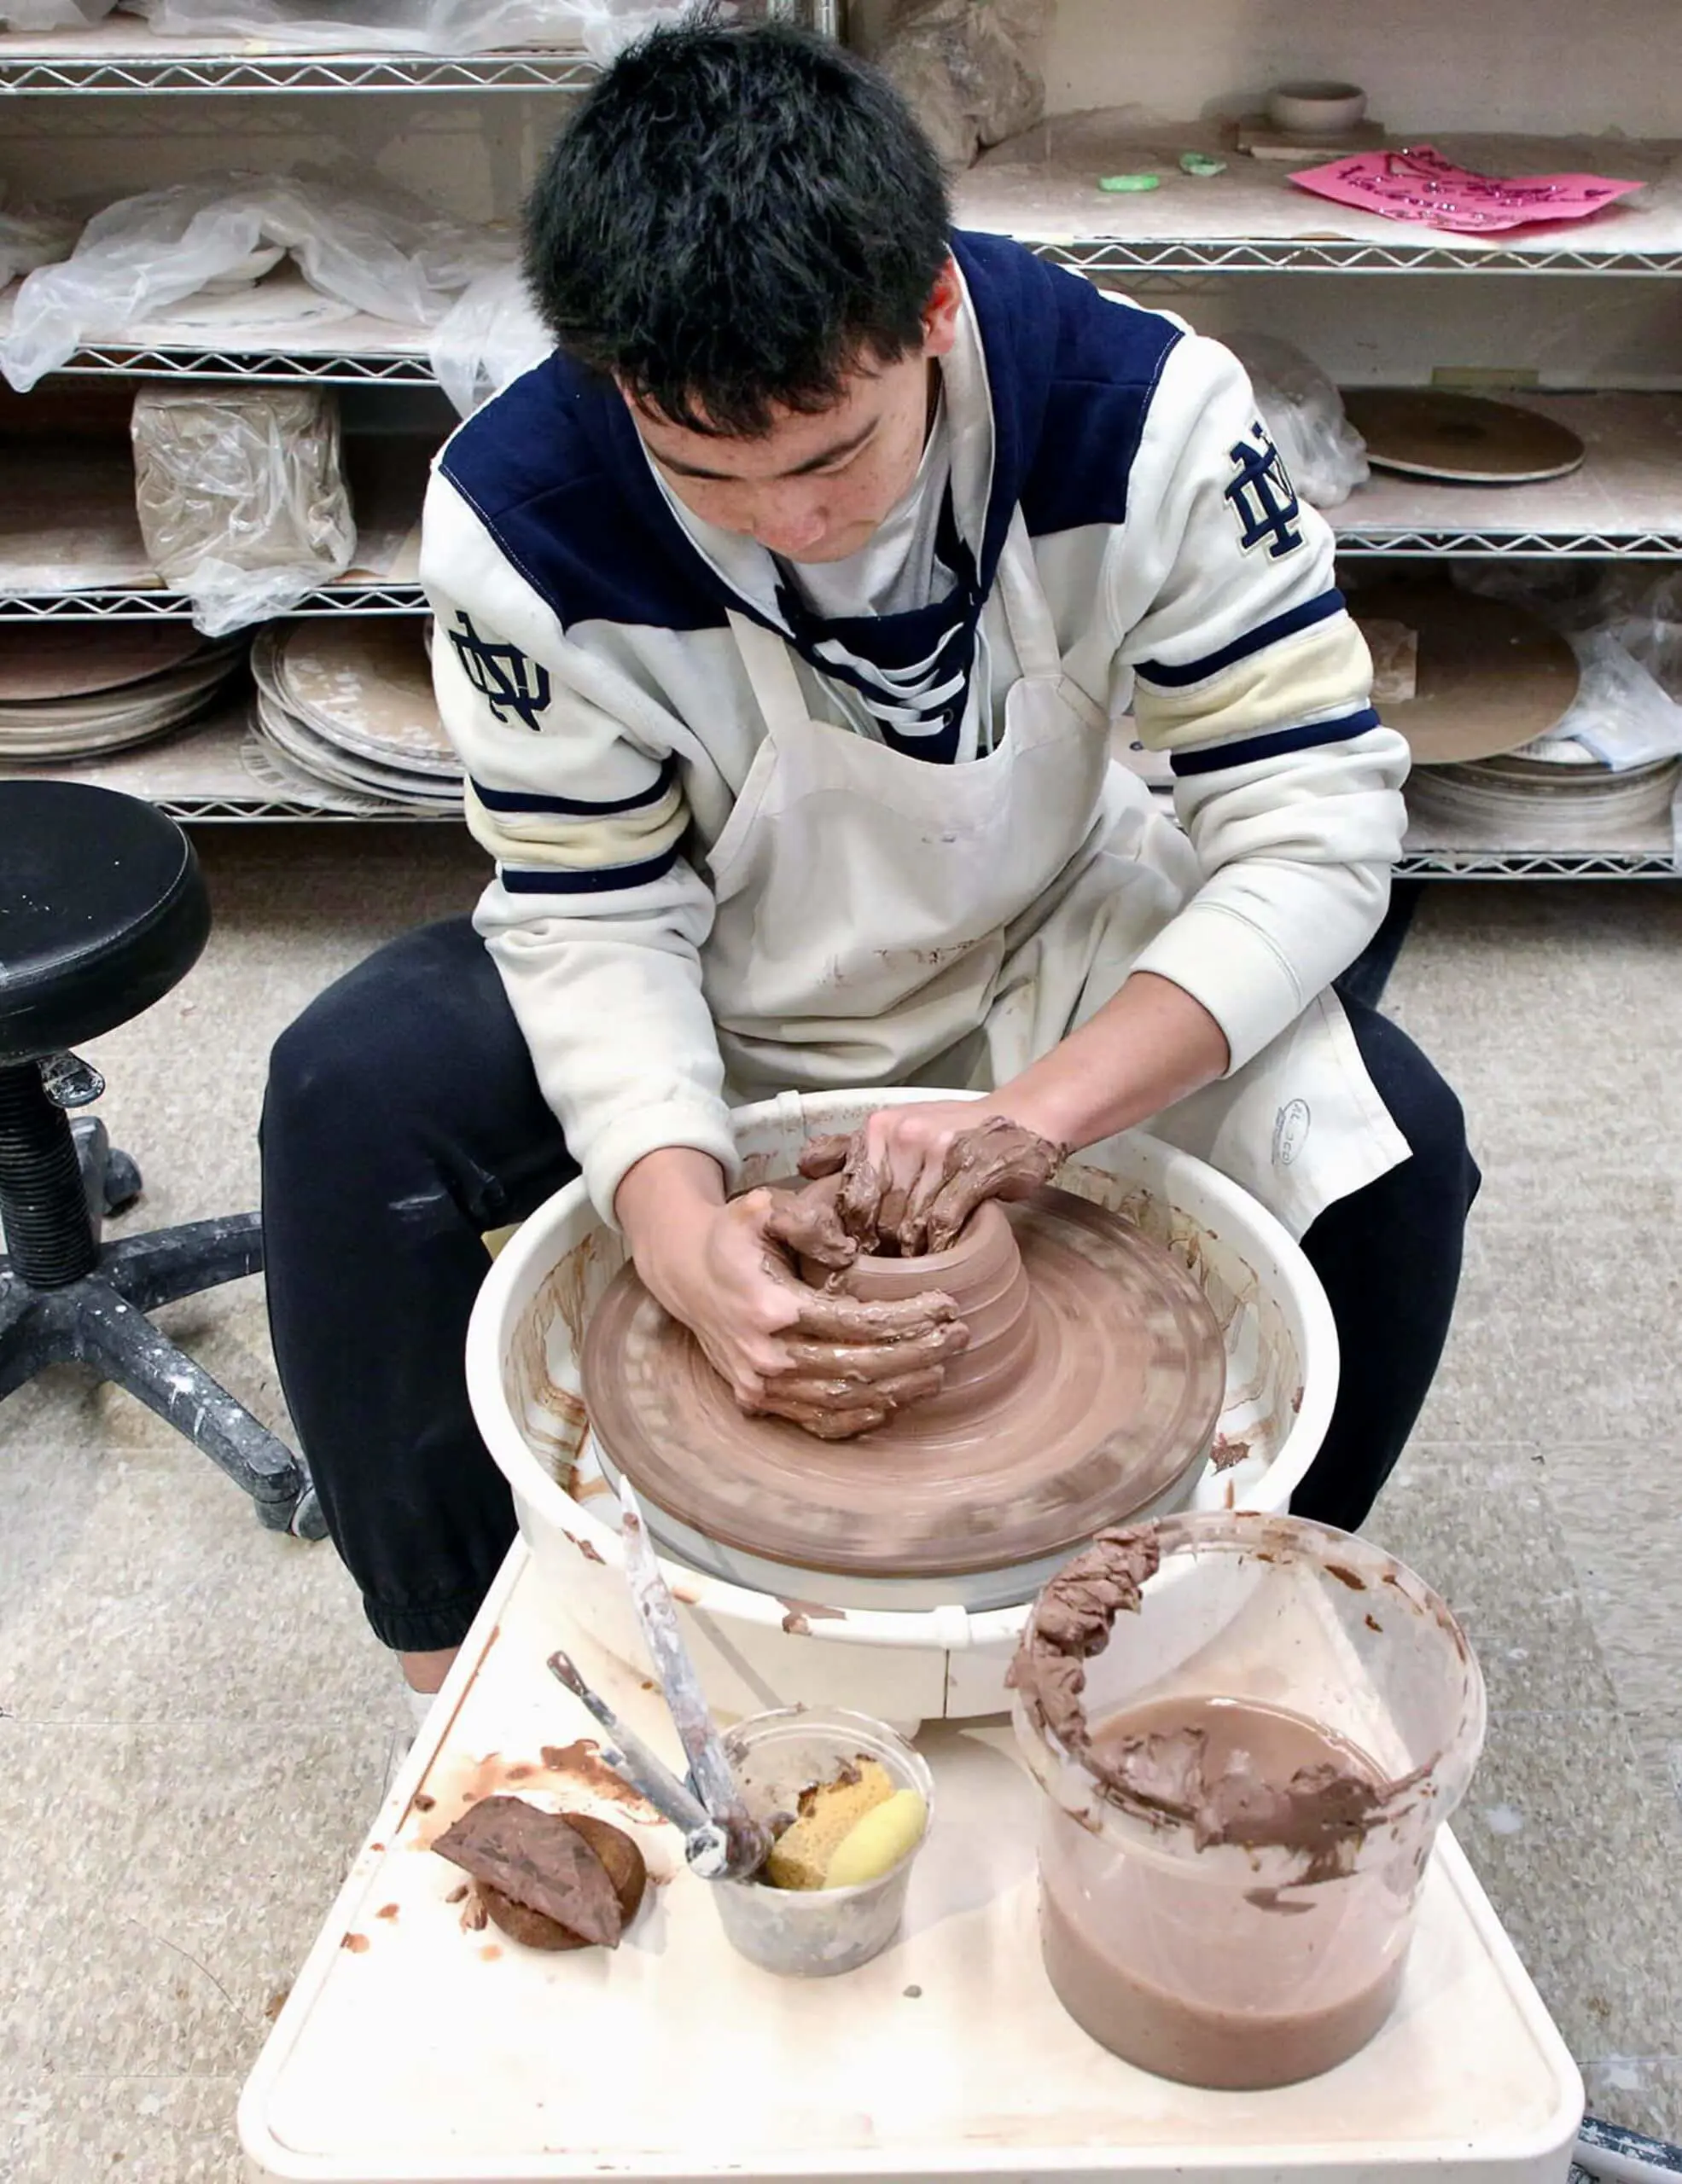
xmin=429 ymin=265 xmax=552 ymax=419
xmin=414 ymin=219 xmax=521 ymax=311
xmin=1548 ymin=630 xmax=1682 ymax=771
xmin=1587 ymin=565 xmax=1682 ymax=704
xmin=1227 ymin=333 xmax=1371 ymax=511
xmin=131 ymin=384 xmax=358 ymax=637
xmin=0 ymin=173 xmax=504 ymax=393
xmin=0 ymin=0 xmax=119 ymax=24
xmin=0 ymin=206 xmax=79 ymax=294
xmin=874 ymin=0 xmax=1054 ymax=173
xmin=1453 ymin=562 xmax=1682 ymax=771
xmin=123 ymin=0 xmax=683 ymax=58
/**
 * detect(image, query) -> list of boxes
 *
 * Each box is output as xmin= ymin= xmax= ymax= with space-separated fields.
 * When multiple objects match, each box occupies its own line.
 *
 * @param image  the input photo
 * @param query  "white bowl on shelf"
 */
xmin=1267 ymin=80 xmax=1368 ymax=134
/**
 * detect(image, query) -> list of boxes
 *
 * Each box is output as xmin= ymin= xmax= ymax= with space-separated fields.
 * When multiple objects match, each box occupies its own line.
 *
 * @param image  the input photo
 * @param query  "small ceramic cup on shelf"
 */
xmin=1266 ymin=81 xmax=1368 ymax=135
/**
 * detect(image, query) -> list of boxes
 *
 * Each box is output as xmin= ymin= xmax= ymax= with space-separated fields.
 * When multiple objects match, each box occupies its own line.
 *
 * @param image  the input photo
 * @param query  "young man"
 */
xmin=261 ymin=22 xmax=1477 ymax=1700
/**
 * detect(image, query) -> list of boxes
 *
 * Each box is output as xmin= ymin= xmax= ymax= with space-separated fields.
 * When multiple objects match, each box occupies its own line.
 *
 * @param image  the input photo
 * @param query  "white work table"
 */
xmin=240 ymin=1542 xmax=1583 ymax=2184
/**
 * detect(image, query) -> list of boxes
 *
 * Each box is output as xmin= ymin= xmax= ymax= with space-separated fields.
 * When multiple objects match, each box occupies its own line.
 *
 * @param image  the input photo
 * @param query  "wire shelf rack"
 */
xmin=0 ymin=36 xmax=599 ymax=95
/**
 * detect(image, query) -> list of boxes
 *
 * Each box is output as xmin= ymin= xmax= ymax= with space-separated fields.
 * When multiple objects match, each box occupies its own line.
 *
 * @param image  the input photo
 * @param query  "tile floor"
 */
xmin=2 ymin=834 xmax=1679 ymax=2180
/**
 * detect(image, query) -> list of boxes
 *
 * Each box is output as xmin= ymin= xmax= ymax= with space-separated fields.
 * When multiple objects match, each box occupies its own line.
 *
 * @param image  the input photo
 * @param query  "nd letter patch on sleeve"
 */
xmin=447 ymin=612 xmax=553 ymax=730
xmin=1224 ymin=423 xmax=1305 ymax=561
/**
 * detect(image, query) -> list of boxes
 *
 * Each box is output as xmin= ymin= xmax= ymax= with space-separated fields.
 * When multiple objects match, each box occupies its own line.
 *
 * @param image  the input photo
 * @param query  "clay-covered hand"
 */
xmin=794 ymin=1130 xmax=900 ymax=1254
xmin=911 ymin=1114 xmax=1068 ymax=1251
xmin=633 ymin=1186 xmax=969 ymax=1442
xmin=801 ymin=1107 xmax=1067 ymax=1256
xmin=760 ymin=1170 xmax=857 ymax=1272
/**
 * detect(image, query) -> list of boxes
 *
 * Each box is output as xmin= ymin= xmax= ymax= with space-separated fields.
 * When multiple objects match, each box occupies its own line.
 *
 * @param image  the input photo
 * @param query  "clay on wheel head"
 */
xmin=799 ymin=1200 xmax=1033 ymax=1426
xmin=582 ymin=1181 xmax=1227 ymax=1583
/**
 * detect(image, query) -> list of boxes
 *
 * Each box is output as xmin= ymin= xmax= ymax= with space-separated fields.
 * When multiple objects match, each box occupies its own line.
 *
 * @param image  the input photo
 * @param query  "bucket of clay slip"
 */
xmin=711 ymin=1708 xmax=934 ymax=1978
xmin=1010 ymin=1512 xmax=1485 ymax=2090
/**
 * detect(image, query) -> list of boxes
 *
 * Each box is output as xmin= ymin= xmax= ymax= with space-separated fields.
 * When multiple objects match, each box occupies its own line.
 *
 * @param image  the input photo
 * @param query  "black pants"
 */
xmin=260 ymin=916 xmax=1480 ymax=1653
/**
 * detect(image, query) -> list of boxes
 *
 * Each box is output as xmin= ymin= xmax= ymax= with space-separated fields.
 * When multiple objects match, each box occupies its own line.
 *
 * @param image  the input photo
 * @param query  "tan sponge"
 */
xmin=765 ymin=1757 xmax=895 ymax=1891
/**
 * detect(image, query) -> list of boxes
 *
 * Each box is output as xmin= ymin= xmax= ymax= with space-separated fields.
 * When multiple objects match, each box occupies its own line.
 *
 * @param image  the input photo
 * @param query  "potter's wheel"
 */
xmin=582 ymin=1183 xmax=1226 ymax=1611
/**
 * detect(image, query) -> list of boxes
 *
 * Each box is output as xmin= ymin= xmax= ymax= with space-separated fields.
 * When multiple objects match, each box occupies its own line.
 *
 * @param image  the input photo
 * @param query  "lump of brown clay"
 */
xmin=480 ymin=1814 xmax=648 ymax=1952
xmin=433 ymin=1797 xmax=646 ymax=1951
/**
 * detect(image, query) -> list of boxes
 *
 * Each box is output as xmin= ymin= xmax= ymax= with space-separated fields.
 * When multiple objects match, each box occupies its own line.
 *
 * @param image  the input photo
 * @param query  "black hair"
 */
xmin=521 ymin=17 xmax=952 ymax=437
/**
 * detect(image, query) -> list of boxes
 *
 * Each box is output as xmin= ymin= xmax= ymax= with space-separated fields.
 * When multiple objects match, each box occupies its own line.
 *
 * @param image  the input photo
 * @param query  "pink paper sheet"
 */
xmin=1289 ymin=144 xmax=1644 ymax=234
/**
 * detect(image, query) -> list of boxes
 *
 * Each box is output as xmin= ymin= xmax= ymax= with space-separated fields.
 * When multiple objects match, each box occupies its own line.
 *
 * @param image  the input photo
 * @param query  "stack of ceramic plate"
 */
xmin=1406 ymin=740 xmax=1681 ymax=840
xmin=250 ymin=619 xmax=462 ymax=812
xmin=0 ymin=624 xmax=246 ymax=763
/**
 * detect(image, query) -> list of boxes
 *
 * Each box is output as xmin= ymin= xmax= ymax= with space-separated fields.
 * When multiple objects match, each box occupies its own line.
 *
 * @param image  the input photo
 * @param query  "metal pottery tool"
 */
xmin=546 ymin=1480 xmax=771 ymax=1884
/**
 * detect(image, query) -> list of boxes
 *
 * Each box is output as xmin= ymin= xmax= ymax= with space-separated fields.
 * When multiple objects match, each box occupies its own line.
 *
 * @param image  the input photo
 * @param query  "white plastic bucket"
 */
xmin=1012 ymin=1511 xmax=1487 ymax=2088
xmin=464 ymin=1088 xmax=1339 ymax=1727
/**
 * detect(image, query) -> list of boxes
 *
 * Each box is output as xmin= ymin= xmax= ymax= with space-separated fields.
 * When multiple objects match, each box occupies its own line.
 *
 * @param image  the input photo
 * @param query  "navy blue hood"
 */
xmin=441 ymin=230 xmax=1181 ymax=630
xmin=438 ymin=231 xmax=1183 ymax=757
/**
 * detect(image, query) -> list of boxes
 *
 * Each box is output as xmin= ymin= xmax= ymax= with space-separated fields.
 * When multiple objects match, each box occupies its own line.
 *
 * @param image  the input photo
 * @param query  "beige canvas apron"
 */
xmin=701 ymin=509 xmax=1407 ymax=1237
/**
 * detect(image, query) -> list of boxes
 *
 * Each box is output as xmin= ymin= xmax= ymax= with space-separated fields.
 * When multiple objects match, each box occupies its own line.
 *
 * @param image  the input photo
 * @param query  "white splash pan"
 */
xmin=464 ymin=1088 xmax=1338 ymax=1727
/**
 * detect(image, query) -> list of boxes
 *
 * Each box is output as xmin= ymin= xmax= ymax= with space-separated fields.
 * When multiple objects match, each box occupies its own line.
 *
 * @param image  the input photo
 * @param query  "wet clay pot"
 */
xmin=582 ymin=1182 xmax=1226 ymax=1591
xmin=800 ymin=1201 xmax=1035 ymax=1426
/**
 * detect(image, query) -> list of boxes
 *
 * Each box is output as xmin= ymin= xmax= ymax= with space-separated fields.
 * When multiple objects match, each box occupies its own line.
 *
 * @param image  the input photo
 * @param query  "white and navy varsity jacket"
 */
xmin=420 ymin=230 xmax=1410 ymax=1222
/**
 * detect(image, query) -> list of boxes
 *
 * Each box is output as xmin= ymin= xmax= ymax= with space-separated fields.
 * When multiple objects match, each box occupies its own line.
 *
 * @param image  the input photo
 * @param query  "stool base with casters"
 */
xmin=0 ymin=780 xmax=325 ymax=1542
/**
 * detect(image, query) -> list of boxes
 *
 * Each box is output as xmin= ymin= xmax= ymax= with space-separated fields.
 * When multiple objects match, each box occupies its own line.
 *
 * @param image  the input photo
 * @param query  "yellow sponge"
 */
xmin=765 ymin=1757 xmax=894 ymax=1891
xmin=824 ymin=1789 xmax=928 ymax=1888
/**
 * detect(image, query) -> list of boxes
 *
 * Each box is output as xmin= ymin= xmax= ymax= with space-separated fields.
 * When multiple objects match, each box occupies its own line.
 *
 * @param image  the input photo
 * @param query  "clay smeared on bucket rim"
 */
xmin=1007 ymin=1517 xmax=1463 ymax=1880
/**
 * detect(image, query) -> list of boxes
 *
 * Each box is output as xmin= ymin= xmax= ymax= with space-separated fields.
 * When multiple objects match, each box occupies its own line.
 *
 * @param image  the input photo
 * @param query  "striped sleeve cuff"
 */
xmin=1135 ymin=590 xmax=1346 ymax=688
xmin=463 ymin=769 xmax=689 ymax=883
xmin=498 ymin=846 xmax=682 ymax=894
xmin=1132 ymin=602 xmax=1374 ymax=758
xmin=469 ymin=756 xmax=679 ymax=817
xmin=1170 ymin=707 xmax=1382 ymax=776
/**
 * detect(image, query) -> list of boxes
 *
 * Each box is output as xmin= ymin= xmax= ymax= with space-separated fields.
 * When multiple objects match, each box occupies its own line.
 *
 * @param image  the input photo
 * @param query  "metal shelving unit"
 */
xmin=1039 ymin=236 xmax=1682 ymax=278
xmin=0 ymin=285 xmax=435 ymax=384
xmin=0 ymin=429 xmax=430 ymax=614
xmin=1398 ymin=842 xmax=1678 ymax=878
xmin=0 ymin=22 xmax=500 ymax=818
xmin=0 ymin=583 xmax=426 ymax=621
xmin=15 ymin=701 xmax=457 ymax=820
xmin=7 ymin=393 xmax=1676 ymax=619
xmin=45 ymin=342 xmax=435 ymax=387
xmin=43 ymin=701 xmax=1673 ymax=857
xmin=960 ymin=116 xmax=1682 ymax=879
xmin=0 ymin=20 xmax=597 ymax=94
xmin=954 ymin=123 xmax=1682 ymax=281
xmin=2 ymin=58 xmax=1678 ymax=868
xmin=1330 ymin=396 xmax=1682 ymax=560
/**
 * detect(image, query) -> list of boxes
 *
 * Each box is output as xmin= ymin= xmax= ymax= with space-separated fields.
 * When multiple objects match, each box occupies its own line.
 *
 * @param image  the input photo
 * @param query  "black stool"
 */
xmin=0 ymin=780 xmax=322 ymax=1537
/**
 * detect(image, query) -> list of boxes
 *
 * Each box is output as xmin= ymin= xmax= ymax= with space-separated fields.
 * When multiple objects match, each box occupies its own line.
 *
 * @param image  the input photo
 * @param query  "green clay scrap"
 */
xmin=1179 ymin=150 xmax=1228 ymax=177
xmin=1097 ymin=173 xmax=1162 ymax=193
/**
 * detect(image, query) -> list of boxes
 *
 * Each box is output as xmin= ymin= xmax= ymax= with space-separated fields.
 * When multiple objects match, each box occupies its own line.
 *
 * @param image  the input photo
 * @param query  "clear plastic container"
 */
xmin=1012 ymin=1512 xmax=1486 ymax=2088
xmin=711 ymin=1707 xmax=934 ymax=1978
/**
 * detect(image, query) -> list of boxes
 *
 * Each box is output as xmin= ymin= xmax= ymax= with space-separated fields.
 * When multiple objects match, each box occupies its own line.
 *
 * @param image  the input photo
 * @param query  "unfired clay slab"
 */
xmin=1350 ymin=582 xmax=1581 ymax=764
xmin=0 ymin=621 xmax=206 ymax=702
xmin=1342 ymin=389 xmax=1586 ymax=484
